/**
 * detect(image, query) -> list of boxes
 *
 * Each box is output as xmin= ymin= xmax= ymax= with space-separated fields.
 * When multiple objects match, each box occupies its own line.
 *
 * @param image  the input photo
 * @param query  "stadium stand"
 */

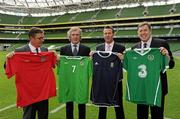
xmin=0 ymin=1 xmax=179 ymax=43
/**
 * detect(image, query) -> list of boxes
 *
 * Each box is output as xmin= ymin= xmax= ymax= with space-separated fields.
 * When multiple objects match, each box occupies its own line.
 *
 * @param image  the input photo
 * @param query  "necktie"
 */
xmin=73 ymin=44 xmax=78 ymax=56
xmin=143 ymin=43 xmax=147 ymax=48
xmin=107 ymin=44 xmax=111 ymax=51
xmin=35 ymin=48 xmax=39 ymax=54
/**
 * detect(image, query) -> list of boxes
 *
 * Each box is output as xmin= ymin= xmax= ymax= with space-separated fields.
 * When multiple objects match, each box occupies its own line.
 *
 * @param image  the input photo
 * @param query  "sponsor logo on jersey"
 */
xmin=133 ymin=57 xmax=138 ymax=60
xmin=24 ymin=60 xmax=30 ymax=62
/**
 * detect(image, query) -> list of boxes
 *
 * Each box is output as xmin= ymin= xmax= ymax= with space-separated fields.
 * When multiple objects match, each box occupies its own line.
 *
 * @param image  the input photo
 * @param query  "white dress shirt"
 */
xmin=28 ymin=43 xmax=41 ymax=53
xmin=141 ymin=37 xmax=152 ymax=49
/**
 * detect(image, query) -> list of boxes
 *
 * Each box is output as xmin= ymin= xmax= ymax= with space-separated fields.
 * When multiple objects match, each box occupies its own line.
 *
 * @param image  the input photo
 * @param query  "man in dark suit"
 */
xmin=6 ymin=27 xmax=52 ymax=119
xmin=94 ymin=26 xmax=125 ymax=119
xmin=132 ymin=22 xmax=175 ymax=119
xmin=60 ymin=26 xmax=90 ymax=119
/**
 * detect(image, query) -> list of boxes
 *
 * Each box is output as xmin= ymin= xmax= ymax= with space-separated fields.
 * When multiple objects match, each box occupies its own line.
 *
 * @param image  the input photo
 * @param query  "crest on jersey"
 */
xmin=24 ymin=60 xmax=30 ymax=62
xmin=110 ymin=62 xmax=114 ymax=68
xmin=41 ymin=56 xmax=46 ymax=62
xmin=147 ymin=54 xmax=154 ymax=61
xmin=80 ymin=61 xmax=84 ymax=65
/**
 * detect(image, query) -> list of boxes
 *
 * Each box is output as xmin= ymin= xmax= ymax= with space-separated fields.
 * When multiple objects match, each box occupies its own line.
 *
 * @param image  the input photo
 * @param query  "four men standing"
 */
xmin=4 ymin=22 xmax=175 ymax=119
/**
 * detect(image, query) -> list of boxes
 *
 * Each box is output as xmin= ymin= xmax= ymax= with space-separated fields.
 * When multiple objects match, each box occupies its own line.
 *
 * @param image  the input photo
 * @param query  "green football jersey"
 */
xmin=57 ymin=56 xmax=92 ymax=104
xmin=123 ymin=48 xmax=169 ymax=107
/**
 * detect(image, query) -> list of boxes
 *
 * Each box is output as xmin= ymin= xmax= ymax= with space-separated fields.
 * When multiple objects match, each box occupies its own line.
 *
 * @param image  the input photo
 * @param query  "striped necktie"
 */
xmin=73 ymin=44 xmax=78 ymax=56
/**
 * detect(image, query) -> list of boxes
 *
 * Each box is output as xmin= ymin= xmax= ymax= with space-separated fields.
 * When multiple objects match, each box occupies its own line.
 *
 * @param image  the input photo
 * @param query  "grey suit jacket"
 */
xmin=15 ymin=44 xmax=48 ymax=52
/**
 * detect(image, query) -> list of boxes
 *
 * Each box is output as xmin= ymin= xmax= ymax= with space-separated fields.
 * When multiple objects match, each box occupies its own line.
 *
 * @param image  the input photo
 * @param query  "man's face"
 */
xmin=30 ymin=33 xmax=44 ymax=48
xmin=70 ymin=31 xmax=81 ymax=44
xmin=138 ymin=25 xmax=151 ymax=42
xmin=103 ymin=28 xmax=114 ymax=44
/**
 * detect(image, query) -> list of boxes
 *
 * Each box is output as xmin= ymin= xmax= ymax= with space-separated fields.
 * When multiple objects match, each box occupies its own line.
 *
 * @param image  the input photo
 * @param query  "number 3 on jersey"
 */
xmin=72 ymin=65 xmax=76 ymax=73
xmin=138 ymin=64 xmax=147 ymax=78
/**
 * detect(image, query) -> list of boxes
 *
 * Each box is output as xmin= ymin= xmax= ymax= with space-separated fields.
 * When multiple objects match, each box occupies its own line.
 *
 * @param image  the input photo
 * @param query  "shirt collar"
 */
xmin=141 ymin=37 xmax=152 ymax=48
xmin=71 ymin=42 xmax=80 ymax=48
xmin=105 ymin=41 xmax=114 ymax=47
xmin=105 ymin=41 xmax=114 ymax=51
xmin=28 ymin=43 xmax=41 ymax=53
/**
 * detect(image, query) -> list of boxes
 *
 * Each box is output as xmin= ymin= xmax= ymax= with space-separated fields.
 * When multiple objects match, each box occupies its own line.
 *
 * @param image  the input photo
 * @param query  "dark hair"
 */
xmin=104 ymin=26 xmax=114 ymax=33
xmin=28 ymin=27 xmax=44 ymax=38
xmin=138 ymin=22 xmax=152 ymax=31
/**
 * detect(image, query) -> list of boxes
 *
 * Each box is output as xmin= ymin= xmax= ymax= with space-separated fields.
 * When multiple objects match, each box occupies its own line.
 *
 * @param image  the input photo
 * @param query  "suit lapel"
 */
xmin=102 ymin=43 xmax=105 ymax=51
xmin=138 ymin=42 xmax=141 ymax=48
xmin=150 ymin=39 xmax=156 ymax=48
xmin=77 ymin=44 xmax=82 ymax=55
xmin=68 ymin=44 xmax=74 ymax=55
xmin=25 ymin=45 xmax=31 ymax=52
xmin=112 ymin=42 xmax=117 ymax=52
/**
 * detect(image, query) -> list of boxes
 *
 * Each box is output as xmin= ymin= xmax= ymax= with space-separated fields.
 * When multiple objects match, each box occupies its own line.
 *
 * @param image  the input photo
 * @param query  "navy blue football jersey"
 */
xmin=90 ymin=51 xmax=123 ymax=106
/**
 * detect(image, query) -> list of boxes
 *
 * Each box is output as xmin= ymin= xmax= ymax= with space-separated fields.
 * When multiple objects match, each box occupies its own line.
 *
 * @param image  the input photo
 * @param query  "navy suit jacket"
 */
xmin=132 ymin=38 xmax=175 ymax=95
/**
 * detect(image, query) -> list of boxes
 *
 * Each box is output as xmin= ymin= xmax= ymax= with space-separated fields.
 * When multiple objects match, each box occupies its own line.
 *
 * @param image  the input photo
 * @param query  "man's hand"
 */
xmin=116 ymin=53 xmax=124 ymax=60
xmin=160 ymin=47 xmax=170 ymax=59
xmin=6 ymin=51 xmax=14 ymax=58
xmin=51 ymin=50 xmax=60 ymax=62
xmin=89 ymin=51 xmax=94 ymax=58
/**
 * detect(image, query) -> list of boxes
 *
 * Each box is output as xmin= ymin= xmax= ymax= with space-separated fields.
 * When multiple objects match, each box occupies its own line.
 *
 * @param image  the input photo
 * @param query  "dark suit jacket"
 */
xmin=96 ymin=42 xmax=125 ymax=98
xmin=60 ymin=43 xmax=90 ymax=56
xmin=132 ymin=38 xmax=175 ymax=95
xmin=96 ymin=42 xmax=125 ymax=54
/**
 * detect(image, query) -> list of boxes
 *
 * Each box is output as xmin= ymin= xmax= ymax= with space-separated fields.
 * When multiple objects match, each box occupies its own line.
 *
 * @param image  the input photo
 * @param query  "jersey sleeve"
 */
xmin=51 ymin=52 xmax=57 ymax=68
xmin=123 ymin=51 xmax=128 ymax=71
xmin=88 ymin=58 xmax=93 ymax=79
xmin=161 ymin=55 xmax=169 ymax=73
xmin=56 ymin=59 xmax=61 ymax=75
xmin=5 ymin=56 xmax=17 ymax=79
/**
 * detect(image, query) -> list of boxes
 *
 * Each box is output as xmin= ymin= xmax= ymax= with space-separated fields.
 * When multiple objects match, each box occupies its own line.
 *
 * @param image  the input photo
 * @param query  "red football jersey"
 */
xmin=5 ymin=52 xmax=56 ymax=107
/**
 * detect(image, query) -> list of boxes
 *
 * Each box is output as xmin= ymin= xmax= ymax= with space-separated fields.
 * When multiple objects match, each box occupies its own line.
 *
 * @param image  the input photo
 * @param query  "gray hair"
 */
xmin=67 ymin=26 xmax=82 ymax=39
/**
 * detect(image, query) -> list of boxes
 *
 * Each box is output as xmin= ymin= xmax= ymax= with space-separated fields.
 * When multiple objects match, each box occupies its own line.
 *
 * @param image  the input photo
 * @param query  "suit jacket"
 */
xmin=132 ymin=38 xmax=175 ymax=95
xmin=96 ymin=42 xmax=125 ymax=98
xmin=15 ymin=44 xmax=48 ymax=52
xmin=60 ymin=43 xmax=90 ymax=56
xmin=96 ymin=42 xmax=125 ymax=54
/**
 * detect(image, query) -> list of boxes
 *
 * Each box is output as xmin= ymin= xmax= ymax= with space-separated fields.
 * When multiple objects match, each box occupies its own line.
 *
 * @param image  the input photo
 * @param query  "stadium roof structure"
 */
xmin=0 ymin=0 xmax=179 ymax=16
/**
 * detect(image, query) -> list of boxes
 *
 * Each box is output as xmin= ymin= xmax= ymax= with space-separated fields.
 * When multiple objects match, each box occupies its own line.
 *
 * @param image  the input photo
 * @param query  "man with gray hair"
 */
xmin=59 ymin=26 xmax=90 ymax=119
